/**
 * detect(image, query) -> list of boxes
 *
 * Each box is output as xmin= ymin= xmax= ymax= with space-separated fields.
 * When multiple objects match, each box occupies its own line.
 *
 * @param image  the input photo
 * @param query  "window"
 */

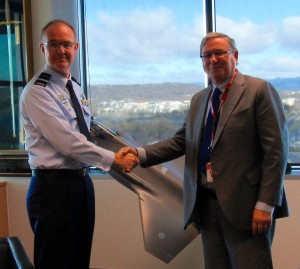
xmin=85 ymin=0 xmax=300 ymax=164
xmin=0 ymin=0 xmax=27 ymax=150
xmin=215 ymin=0 xmax=300 ymax=163
xmin=85 ymin=0 xmax=203 ymax=145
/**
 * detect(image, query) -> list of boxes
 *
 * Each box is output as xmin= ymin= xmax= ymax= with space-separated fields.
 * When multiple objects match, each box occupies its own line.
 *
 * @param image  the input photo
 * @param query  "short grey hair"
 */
xmin=200 ymin=32 xmax=237 ymax=53
xmin=41 ymin=19 xmax=76 ymax=40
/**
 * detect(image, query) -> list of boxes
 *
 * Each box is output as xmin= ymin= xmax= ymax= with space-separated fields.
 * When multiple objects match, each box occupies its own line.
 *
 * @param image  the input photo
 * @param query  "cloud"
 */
xmin=278 ymin=16 xmax=300 ymax=49
xmin=216 ymin=16 xmax=277 ymax=54
xmin=85 ymin=8 xmax=300 ymax=84
xmin=240 ymin=54 xmax=300 ymax=79
xmin=87 ymin=8 xmax=203 ymax=65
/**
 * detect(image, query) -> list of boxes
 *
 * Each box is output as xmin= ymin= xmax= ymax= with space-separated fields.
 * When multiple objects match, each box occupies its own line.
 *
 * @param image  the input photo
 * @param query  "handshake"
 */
xmin=113 ymin=147 xmax=140 ymax=173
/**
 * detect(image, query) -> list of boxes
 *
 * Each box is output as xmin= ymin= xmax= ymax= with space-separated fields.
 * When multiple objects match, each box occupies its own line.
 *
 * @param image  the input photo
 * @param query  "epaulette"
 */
xmin=71 ymin=76 xmax=81 ymax=86
xmin=34 ymin=72 xmax=51 ymax=87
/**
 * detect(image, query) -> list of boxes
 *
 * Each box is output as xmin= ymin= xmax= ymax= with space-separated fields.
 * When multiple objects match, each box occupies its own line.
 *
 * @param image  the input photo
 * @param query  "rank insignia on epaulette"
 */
xmin=34 ymin=72 xmax=51 ymax=87
xmin=71 ymin=76 xmax=81 ymax=86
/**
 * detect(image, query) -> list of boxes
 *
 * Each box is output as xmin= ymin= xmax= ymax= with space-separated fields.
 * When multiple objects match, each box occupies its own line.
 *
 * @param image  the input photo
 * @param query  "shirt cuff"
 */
xmin=136 ymin=147 xmax=147 ymax=163
xmin=97 ymin=150 xmax=115 ymax=172
xmin=255 ymin=201 xmax=274 ymax=214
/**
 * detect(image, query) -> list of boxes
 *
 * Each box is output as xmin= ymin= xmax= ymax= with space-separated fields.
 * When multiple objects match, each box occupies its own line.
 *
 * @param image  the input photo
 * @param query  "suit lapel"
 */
xmin=193 ymin=86 xmax=211 ymax=153
xmin=213 ymin=72 xmax=245 ymax=146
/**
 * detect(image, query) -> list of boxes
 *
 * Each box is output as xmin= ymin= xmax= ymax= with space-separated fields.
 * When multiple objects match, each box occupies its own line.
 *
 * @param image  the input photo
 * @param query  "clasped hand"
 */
xmin=113 ymin=147 xmax=139 ymax=173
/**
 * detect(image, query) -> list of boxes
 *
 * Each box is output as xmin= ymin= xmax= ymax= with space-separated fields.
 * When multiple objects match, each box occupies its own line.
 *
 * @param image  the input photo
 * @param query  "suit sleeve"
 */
xmin=255 ymin=81 xmax=289 ymax=206
xmin=142 ymin=123 xmax=186 ymax=167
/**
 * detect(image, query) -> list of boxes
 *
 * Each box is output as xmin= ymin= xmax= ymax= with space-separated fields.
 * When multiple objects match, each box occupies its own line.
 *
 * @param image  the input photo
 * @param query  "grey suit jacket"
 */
xmin=143 ymin=71 xmax=289 ymax=231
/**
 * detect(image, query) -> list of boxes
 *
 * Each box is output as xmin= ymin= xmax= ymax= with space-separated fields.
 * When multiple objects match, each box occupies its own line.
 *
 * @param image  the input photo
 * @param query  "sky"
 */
xmin=85 ymin=0 xmax=300 ymax=85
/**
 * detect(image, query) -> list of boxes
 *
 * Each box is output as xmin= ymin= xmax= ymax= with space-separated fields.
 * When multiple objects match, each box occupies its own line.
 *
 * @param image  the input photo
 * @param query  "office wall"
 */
xmin=2 ymin=175 xmax=300 ymax=269
xmin=3 ymin=175 xmax=203 ymax=269
xmin=272 ymin=174 xmax=300 ymax=269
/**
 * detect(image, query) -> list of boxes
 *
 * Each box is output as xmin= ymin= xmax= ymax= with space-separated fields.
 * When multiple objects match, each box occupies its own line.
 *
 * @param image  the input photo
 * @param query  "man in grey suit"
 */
xmin=124 ymin=32 xmax=289 ymax=268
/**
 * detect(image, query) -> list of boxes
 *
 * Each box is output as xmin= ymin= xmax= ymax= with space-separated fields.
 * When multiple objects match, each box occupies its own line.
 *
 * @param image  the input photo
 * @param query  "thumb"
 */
xmin=122 ymin=147 xmax=137 ymax=156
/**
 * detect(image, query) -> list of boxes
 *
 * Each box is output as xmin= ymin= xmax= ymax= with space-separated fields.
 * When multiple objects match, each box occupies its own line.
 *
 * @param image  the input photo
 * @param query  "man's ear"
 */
xmin=40 ymin=43 xmax=46 ymax=56
xmin=74 ymin=42 xmax=79 ymax=53
xmin=234 ymin=50 xmax=239 ymax=63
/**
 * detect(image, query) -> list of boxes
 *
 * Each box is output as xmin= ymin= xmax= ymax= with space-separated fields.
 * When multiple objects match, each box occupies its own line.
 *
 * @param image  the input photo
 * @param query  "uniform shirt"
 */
xmin=20 ymin=65 xmax=114 ymax=170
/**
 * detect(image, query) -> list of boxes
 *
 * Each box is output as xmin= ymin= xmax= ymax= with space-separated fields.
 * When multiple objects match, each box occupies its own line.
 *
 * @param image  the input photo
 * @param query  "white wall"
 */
xmin=3 ymin=175 xmax=203 ymax=269
xmin=272 ymin=174 xmax=300 ymax=269
xmin=2 ymin=175 xmax=300 ymax=269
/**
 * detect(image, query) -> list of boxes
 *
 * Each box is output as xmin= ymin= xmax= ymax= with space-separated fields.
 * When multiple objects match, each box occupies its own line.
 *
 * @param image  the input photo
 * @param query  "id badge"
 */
xmin=206 ymin=162 xmax=213 ymax=183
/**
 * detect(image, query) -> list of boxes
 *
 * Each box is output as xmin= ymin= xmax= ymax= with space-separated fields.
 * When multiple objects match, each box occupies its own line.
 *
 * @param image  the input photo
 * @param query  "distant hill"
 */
xmin=268 ymin=77 xmax=300 ymax=91
xmin=90 ymin=83 xmax=202 ymax=101
xmin=90 ymin=77 xmax=300 ymax=102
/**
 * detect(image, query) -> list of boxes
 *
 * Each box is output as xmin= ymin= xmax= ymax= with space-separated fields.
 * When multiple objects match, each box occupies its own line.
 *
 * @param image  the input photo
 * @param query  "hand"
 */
xmin=121 ymin=146 xmax=138 ymax=156
xmin=252 ymin=208 xmax=273 ymax=236
xmin=113 ymin=147 xmax=139 ymax=173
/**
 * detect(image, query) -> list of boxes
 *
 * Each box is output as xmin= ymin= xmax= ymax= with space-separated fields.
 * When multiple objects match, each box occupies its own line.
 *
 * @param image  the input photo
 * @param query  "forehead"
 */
xmin=43 ymin=23 xmax=75 ymax=40
xmin=202 ymin=37 xmax=230 ymax=52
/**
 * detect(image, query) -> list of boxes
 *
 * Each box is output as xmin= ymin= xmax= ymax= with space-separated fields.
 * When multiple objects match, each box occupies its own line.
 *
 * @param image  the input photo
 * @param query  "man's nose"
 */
xmin=210 ymin=53 xmax=218 ymax=62
xmin=56 ymin=44 xmax=66 ymax=52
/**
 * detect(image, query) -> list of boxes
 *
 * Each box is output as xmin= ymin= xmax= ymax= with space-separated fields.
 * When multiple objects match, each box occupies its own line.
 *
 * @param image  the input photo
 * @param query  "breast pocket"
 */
xmin=226 ymin=108 xmax=255 ymax=136
xmin=60 ymin=99 xmax=77 ymax=120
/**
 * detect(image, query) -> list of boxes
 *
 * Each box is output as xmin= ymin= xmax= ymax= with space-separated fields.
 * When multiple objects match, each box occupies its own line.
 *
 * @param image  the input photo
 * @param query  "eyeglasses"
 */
xmin=200 ymin=50 xmax=234 ymax=60
xmin=42 ymin=41 xmax=75 ymax=49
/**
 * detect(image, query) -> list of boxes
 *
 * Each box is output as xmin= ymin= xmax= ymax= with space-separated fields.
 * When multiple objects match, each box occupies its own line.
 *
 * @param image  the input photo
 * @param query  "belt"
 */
xmin=199 ymin=187 xmax=218 ymax=200
xmin=32 ymin=168 xmax=90 ymax=177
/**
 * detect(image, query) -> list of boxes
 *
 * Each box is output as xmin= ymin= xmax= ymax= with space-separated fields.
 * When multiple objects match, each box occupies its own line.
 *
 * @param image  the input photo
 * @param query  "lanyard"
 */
xmin=209 ymin=68 xmax=238 ymax=145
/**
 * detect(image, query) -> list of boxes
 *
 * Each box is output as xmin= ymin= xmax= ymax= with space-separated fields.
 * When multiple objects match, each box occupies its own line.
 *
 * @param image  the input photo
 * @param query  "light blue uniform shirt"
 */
xmin=20 ymin=65 xmax=114 ymax=170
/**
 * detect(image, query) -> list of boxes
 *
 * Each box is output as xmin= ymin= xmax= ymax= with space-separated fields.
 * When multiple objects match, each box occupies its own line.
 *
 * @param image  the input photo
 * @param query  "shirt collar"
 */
xmin=43 ymin=65 xmax=71 ymax=90
xmin=212 ymin=78 xmax=230 ymax=93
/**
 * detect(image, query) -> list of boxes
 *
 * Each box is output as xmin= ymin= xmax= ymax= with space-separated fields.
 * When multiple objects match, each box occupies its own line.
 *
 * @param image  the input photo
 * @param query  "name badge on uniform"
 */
xmin=58 ymin=94 xmax=73 ymax=111
xmin=206 ymin=162 xmax=213 ymax=183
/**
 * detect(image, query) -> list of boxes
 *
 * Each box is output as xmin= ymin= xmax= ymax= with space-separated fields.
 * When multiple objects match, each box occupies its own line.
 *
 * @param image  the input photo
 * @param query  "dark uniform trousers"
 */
xmin=27 ymin=169 xmax=95 ymax=269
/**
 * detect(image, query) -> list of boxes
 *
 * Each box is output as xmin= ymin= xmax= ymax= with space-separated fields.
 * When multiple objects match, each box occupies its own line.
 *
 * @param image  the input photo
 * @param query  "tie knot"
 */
xmin=213 ymin=87 xmax=221 ymax=100
xmin=212 ymin=87 xmax=221 ymax=113
xmin=66 ymin=80 xmax=73 ymax=89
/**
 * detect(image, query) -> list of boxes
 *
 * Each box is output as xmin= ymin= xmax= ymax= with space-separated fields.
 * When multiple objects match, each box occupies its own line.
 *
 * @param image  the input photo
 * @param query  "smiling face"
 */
xmin=40 ymin=22 xmax=79 ymax=77
xmin=201 ymin=37 xmax=238 ymax=85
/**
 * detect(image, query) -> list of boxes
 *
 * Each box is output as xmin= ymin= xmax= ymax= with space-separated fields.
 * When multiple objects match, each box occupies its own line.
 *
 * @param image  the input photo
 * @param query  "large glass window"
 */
xmin=85 ymin=0 xmax=203 ymax=145
xmin=85 ymin=0 xmax=300 ymax=164
xmin=215 ymin=0 xmax=300 ymax=163
xmin=0 ymin=0 xmax=26 ymax=150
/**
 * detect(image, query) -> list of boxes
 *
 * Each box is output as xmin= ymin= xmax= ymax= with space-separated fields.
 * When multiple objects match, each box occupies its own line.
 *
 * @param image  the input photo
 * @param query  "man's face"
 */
xmin=40 ymin=22 xmax=78 ymax=77
xmin=201 ymin=37 xmax=238 ymax=85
